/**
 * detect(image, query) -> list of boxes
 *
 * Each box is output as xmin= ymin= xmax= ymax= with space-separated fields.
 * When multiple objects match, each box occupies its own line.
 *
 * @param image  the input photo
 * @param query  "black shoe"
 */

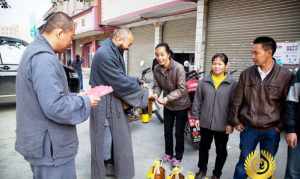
xmin=104 ymin=159 xmax=114 ymax=165
xmin=195 ymin=170 xmax=206 ymax=179
xmin=105 ymin=163 xmax=115 ymax=177
xmin=210 ymin=175 xmax=220 ymax=179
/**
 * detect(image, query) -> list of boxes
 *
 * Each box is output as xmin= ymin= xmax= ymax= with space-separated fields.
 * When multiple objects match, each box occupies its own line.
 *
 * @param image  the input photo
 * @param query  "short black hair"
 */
xmin=39 ymin=12 xmax=74 ymax=33
xmin=253 ymin=36 xmax=277 ymax=55
xmin=212 ymin=53 xmax=229 ymax=65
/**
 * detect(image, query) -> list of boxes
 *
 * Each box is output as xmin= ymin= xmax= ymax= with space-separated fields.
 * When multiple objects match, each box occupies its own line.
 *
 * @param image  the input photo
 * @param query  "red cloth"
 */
xmin=87 ymin=86 xmax=113 ymax=97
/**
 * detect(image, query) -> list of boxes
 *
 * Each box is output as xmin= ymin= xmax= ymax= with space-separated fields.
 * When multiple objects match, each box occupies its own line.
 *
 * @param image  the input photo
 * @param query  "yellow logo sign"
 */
xmin=244 ymin=150 xmax=276 ymax=179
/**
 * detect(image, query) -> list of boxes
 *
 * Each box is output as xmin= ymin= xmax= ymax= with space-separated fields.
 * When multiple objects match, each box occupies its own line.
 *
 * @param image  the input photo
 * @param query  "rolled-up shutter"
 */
xmin=205 ymin=0 xmax=300 ymax=77
xmin=128 ymin=25 xmax=154 ymax=77
xmin=163 ymin=18 xmax=196 ymax=53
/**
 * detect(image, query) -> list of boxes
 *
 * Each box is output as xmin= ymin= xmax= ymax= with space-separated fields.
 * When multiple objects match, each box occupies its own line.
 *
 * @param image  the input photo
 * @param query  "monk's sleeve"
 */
xmin=94 ymin=52 xmax=141 ymax=97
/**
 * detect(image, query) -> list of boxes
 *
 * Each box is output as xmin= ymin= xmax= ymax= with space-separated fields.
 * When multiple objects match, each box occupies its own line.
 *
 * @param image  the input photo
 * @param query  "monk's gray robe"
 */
xmin=89 ymin=39 xmax=148 ymax=179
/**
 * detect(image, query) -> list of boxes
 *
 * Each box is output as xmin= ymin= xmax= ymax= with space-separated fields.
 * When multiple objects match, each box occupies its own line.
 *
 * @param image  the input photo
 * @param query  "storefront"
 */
xmin=128 ymin=25 xmax=155 ymax=77
xmin=71 ymin=5 xmax=113 ymax=68
xmin=163 ymin=17 xmax=196 ymax=65
xmin=204 ymin=0 xmax=300 ymax=75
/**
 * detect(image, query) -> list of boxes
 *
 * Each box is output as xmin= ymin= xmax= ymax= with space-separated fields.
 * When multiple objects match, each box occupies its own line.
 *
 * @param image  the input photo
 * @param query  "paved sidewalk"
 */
xmin=0 ymin=76 xmax=288 ymax=179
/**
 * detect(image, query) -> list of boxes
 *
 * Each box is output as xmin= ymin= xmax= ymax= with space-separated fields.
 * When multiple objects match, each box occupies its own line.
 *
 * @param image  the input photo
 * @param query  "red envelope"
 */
xmin=87 ymin=86 xmax=113 ymax=97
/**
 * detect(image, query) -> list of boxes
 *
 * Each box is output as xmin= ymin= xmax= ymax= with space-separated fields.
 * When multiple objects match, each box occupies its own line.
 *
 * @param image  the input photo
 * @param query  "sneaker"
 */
xmin=195 ymin=170 xmax=206 ymax=179
xmin=210 ymin=175 xmax=219 ymax=179
xmin=161 ymin=154 xmax=172 ymax=163
xmin=171 ymin=158 xmax=181 ymax=167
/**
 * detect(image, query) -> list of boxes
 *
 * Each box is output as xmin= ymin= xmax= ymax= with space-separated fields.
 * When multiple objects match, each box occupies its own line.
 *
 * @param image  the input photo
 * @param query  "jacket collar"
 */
xmin=254 ymin=58 xmax=279 ymax=81
xmin=108 ymin=39 xmax=120 ymax=54
xmin=156 ymin=58 xmax=175 ymax=73
xmin=105 ymin=38 xmax=126 ymax=72
xmin=35 ymin=34 xmax=55 ymax=55
xmin=164 ymin=58 xmax=175 ymax=72
xmin=203 ymin=72 xmax=234 ymax=85
xmin=168 ymin=59 xmax=175 ymax=70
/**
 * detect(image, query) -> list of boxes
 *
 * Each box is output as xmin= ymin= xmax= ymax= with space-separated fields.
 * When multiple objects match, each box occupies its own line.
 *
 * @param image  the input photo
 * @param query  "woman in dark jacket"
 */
xmin=72 ymin=54 xmax=84 ymax=90
xmin=192 ymin=53 xmax=236 ymax=179
xmin=151 ymin=43 xmax=191 ymax=167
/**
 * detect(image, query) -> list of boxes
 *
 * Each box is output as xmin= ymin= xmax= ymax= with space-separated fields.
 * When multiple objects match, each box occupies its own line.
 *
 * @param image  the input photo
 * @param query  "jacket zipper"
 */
xmin=209 ymin=80 xmax=227 ymax=129
xmin=209 ymin=81 xmax=219 ymax=129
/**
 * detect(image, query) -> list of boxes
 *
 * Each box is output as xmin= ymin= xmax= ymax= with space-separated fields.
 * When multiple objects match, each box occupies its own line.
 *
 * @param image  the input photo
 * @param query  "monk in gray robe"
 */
xmin=89 ymin=29 xmax=149 ymax=179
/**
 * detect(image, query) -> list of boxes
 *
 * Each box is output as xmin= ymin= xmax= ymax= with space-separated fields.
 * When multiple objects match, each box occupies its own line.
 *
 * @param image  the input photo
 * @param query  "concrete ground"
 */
xmin=0 ymin=76 xmax=288 ymax=179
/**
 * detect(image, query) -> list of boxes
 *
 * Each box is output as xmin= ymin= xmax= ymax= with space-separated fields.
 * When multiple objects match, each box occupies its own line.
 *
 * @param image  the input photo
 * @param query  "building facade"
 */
xmin=203 ymin=0 xmax=300 ymax=76
xmin=49 ymin=0 xmax=113 ymax=67
xmin=48 ymin=0 xmax=300 ymax=77
xmin=101 ymin=0 xmax=198 ymax=76
xmin=101 ymin=0 xmax=300 ymax=77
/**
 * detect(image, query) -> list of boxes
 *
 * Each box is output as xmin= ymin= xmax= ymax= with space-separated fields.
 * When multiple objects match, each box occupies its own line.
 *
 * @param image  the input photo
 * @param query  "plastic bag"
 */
xmin=167 ymin=167 xmax=185 ymax=179
xmin=146 ymin=160 xmax=166 ymax=179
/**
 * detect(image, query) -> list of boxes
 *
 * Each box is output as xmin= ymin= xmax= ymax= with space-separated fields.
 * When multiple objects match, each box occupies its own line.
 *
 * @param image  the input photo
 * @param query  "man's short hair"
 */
xmin=112 ymin=28 xmax=132 ymax=41
xmin=253 ymin=36 xmax=277 ymax=55
xmin=39 ymin=12 xmax=74 ymax=33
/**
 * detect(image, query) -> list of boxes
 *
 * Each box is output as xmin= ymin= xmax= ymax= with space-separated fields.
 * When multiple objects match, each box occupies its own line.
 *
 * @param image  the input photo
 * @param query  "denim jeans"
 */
xmin=285 ymin=142 xmax=300 ymax=179
xmin=233 ymin=125 xmax=280 ymax=179
xmin=77 ymin=71 xmax=83 ymax=90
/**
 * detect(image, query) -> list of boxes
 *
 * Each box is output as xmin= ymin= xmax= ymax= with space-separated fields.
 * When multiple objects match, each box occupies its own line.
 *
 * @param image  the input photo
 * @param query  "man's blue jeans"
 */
xmin=77 ymin=71 xmax=83 ymax=90
xmin=285 ymin=142 xmax=300 ymax=179
xmin=233 ymin=125 xmax=280 ymax=179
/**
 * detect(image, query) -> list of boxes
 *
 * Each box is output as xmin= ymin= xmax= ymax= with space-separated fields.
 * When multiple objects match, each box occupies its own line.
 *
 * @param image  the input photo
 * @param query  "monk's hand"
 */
xmin=235 ymin=123 xmax=245 ymax=132
xmin=149 ymin=93 xmax=158 ymax=100
xmin=78 ymin=91 xmax=88 ymax=96
xmin=88 ymin=96 xmax=101 ymax=108
xmin=225 ymin=125 xmax=233 ymax=134
xmin=157 ymin=97 xmax=168 ymax=106
xmin=285 ymin=133 xmax=298 ymax=149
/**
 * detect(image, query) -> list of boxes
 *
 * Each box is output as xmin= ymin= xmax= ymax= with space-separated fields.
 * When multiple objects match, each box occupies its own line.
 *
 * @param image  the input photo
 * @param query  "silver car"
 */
xmin=0 ymin=36 xmax=28 ymax=103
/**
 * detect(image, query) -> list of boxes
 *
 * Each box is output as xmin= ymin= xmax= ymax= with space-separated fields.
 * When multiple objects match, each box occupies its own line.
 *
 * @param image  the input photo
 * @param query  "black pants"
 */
xmin=198 ymin=127 xmax=229 ymax=178
xmin=163 ymin=108 xmax=188 ymax=160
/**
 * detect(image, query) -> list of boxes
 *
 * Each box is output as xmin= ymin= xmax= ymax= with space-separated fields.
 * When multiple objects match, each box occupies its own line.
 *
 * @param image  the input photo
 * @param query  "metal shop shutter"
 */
xmin=163 ymin=18 xmax=196 ymax=53
xmin=128 ymin=25 xmax=154 ymax=77
xmin=205 ymin=0 xmax=300 ymax=77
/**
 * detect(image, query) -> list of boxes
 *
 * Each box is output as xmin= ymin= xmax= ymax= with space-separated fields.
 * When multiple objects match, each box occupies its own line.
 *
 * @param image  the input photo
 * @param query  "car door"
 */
xmin=0 ymin=36 xmax=28 ymax=103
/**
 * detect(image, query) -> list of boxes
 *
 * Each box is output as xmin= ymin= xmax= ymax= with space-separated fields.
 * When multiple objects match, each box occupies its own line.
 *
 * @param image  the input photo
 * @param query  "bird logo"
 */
xmin=244 ymin=150 xmax=276 ymax=179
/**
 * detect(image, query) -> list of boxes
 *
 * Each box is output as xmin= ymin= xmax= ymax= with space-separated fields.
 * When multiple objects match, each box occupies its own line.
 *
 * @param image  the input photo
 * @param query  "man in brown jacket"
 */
xmin=230 ymin=36 xmax=292 ymax=179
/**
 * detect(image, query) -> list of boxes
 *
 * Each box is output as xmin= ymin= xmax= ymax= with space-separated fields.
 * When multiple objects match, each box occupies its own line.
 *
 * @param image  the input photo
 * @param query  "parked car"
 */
xmin=0 ymin=36 xmax=80 ymax=104
xmin=0 ymin=36 xmax=28 ymax=104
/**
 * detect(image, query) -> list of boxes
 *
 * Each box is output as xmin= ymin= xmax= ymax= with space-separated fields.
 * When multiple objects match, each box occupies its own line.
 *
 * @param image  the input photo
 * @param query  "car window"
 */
xmin=0 ymin=37 xmax=27 ymax=65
